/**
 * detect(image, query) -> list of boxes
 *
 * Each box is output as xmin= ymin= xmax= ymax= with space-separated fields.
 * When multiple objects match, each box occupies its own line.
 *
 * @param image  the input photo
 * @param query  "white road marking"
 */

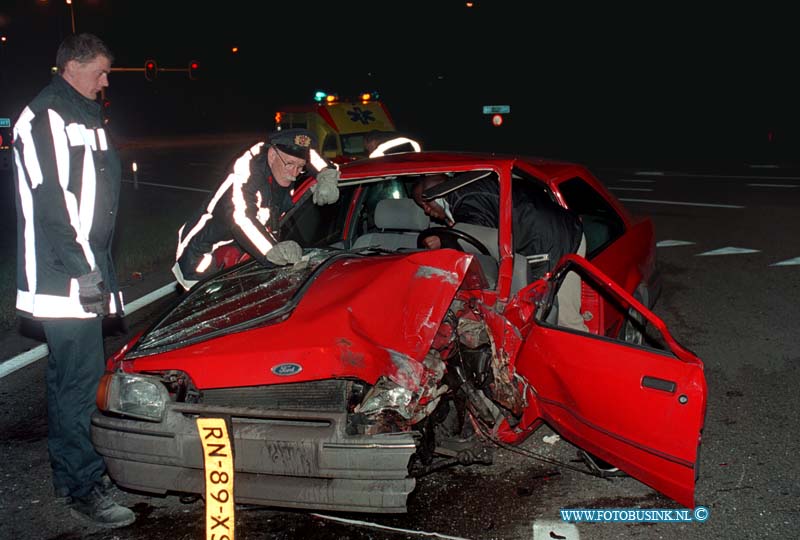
xmin=533 ymin=520 xmax=581 ymax=540
xmin=637 ymin=171 xmax=800 ymax=181
xmin=0 ymin=345 xmax=48 ymax=380
xmin=748 ymin=164 xmax=779 ymax=169
xmin=697 ymin=247 xmax=760 ymax=256
xmin=619 ymin=198 xmax=745 ymax=209
xmin=771 ymin=257 xmax=800 ymax=266
xmin=747 ymin=183 xmax=798 ymax=188
xmin=657 ymin=240 xmax=696 ymax=247
xmin=618 ymin=179 xmax=656 ymax=183
xmin=608 ymin=187 xmax=654 ymax=192
xmin=633 ymin=171 xmax=665 ymax=176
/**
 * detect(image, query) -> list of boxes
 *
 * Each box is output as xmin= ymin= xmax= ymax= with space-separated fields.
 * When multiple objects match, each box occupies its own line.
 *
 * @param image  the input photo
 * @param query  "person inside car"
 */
xmin=172 ymin=128 xmax=340 ymax=291
xmin=412 ymin=174 xmax=588 ymax=332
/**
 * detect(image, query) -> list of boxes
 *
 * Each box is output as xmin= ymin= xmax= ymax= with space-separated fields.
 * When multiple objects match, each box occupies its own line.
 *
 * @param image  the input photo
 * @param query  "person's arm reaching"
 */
xmin=308 ymin=149 xmax=340 ymax=206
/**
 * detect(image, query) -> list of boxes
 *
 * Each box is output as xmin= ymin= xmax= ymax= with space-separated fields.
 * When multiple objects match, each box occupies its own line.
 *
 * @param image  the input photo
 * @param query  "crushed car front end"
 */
xmin=91 ymin=248 xmax=487 ymax=513
xmin=93 ymin=372 xmax=418 ymax=512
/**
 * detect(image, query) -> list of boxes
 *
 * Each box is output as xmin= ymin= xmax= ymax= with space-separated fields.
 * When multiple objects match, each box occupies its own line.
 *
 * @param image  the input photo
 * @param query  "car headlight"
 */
xmin=97 ymin=372 xmax=168 ymax=422
xmin=355 ymin=377 xmax=414 ymax=419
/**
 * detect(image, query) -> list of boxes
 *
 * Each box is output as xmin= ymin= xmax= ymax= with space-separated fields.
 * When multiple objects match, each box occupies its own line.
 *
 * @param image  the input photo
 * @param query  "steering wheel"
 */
xmin=417 ymin=227 xmax=491 ymax=256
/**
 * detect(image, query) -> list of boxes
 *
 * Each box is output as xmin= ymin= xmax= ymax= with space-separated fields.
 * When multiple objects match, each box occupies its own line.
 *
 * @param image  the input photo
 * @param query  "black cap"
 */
xmin=268 ymin=128 xmax=315 ymax=159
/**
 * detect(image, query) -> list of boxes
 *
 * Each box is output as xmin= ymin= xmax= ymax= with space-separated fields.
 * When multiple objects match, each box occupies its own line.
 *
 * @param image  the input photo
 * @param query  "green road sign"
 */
xmin=482 ymin=105 xmax=510 ymax=115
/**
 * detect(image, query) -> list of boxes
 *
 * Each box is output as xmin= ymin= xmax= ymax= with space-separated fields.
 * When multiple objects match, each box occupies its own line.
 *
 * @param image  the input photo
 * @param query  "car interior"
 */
xmin=279 ymin=168 xmax=657 ymax=341
xmin=350 ymin=198 xmax=429 ymax=251
xmin=281 ymin=172 xmax=549 ymax=295
xmin=286 ymin=167 xmax=632 ymax=298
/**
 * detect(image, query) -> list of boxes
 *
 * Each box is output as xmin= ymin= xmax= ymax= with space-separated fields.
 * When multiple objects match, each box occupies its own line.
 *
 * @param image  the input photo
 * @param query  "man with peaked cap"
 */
xmin=172 ymin=128 xmax=340 ymax=290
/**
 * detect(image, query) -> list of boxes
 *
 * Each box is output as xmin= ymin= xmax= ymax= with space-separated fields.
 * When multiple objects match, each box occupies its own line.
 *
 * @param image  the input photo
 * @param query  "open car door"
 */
xmin=518 ymin=255 xmax=706 ymax=508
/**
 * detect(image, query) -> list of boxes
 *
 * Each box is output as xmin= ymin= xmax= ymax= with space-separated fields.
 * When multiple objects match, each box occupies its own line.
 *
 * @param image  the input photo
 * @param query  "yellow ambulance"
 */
xmin=274 ymin=91 xmax=397 ymax=163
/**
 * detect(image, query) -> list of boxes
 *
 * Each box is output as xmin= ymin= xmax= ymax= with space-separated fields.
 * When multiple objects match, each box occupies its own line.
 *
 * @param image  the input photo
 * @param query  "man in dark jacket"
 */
xmin=12 ymin=33 xmax=135 ymax=528
xmin=172 ymin=128 xmax=340 ymax=290
xmin=413 ymin=174 xmax=588 ymax=331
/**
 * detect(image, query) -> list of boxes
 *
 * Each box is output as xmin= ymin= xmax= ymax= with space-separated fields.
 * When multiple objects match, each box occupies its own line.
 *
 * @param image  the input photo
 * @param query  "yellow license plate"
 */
xmin=197 ymin=418 xmax=235 ymax=540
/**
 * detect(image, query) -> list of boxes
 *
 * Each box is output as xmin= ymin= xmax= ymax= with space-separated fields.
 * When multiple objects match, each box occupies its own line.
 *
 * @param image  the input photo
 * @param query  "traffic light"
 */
xmin=101 ymin=98 xmax=111 ymax=125
xmin=144 ymin=59 xmax=157 ymax=81
xmin=188 ymin=60 xmax=199 ymax=80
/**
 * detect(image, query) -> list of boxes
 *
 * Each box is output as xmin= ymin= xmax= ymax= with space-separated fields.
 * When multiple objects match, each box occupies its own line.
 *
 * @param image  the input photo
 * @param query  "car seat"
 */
xmin=351 ymin=198 xmax=430 ymax=251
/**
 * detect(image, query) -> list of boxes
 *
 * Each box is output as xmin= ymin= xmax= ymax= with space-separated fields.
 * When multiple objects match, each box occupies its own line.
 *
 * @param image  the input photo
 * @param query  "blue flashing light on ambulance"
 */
xmin=274 ymin=91 xmax=397 ymax=164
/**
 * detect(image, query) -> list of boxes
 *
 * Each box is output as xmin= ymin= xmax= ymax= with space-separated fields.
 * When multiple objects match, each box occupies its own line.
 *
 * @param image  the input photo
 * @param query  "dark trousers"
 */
xmin=42 ymin=317 xmax=107 ymax=498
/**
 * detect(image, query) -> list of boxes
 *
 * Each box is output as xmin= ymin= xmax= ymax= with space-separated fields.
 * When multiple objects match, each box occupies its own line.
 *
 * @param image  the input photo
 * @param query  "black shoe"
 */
xmin=54 ymin=485 xmax=72 ymax=504
xmin=69 ymin=485 xmax=135 ymax=529
xmin=55 ymin=474 xmax=112 ymax=504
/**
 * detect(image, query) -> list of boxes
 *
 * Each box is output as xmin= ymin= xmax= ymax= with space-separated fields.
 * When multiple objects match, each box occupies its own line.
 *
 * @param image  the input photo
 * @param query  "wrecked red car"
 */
xmin=91 ymin=152 xmax=706 ymax=512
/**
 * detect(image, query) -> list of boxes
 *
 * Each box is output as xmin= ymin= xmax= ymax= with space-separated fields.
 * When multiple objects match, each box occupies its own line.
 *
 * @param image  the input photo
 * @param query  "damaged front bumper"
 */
xmin=91 ymin=400 xmax=417 ymax=513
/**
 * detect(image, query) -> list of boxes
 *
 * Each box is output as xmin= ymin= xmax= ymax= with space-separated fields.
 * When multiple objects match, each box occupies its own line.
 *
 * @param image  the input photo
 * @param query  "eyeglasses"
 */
xmin=274 ymin=147 xmax=306 ymax=176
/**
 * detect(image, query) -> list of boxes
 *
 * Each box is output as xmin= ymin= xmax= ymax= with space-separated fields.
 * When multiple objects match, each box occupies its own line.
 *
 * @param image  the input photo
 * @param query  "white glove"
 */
xmin=311 ymin=168 xmax=340 ymax=205
xmin=265 ymin=240 xmax=303 ymax=266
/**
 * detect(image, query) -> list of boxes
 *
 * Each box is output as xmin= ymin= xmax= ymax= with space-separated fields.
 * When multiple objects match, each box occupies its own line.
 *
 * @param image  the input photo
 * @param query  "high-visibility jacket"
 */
xmin=173 ymin=142 xmax=310 ymax=290
xmin=13 ymin=75 xmax=122 ymax=319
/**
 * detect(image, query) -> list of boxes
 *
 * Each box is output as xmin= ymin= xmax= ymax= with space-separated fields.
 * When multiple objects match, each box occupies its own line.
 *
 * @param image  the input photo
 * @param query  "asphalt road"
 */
xmin=0 ymin=142 xmax=798 ymax=539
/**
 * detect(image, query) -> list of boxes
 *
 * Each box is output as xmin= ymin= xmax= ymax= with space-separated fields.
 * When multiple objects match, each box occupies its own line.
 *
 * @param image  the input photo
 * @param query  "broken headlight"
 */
xmin=354 ymin=376 xmax=415 ymax=420
xmin=97 ymin=372 xmax=169 ymax=422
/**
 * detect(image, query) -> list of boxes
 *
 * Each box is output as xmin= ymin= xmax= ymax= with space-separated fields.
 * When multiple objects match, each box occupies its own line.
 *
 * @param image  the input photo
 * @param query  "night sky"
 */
xmin=1 ymin=1 xmax=797 ymax=165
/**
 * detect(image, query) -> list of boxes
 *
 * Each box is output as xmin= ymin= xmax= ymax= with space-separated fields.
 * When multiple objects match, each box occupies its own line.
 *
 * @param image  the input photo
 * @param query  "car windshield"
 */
xmin=129 ymin=249 xmax=337 ymax=357
xmin=340 ymin=133 xmax=369 ymax=158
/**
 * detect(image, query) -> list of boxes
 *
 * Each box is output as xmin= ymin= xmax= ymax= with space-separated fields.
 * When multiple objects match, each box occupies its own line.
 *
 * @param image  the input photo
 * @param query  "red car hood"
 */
xmin=121 ymin=249 xmax=475 ymax=390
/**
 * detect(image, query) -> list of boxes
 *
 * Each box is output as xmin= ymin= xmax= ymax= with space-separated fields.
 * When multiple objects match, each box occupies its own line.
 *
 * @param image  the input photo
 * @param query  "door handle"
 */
xmin=642 ymin=376 xmax=676 ymax=393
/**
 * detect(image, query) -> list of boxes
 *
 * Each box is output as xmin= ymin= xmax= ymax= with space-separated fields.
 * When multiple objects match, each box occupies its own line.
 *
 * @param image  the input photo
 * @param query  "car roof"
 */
xmin=338 ymin=151 xmax=590 ymax=181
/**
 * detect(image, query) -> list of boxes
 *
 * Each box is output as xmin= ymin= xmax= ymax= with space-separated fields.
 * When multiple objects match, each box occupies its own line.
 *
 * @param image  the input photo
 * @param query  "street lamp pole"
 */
xmin=66 ymin=0 xmax=76 ymax=33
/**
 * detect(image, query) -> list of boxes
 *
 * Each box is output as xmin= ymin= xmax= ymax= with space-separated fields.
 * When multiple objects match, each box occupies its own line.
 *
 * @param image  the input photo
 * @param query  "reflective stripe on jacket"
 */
xmin=174 ymin=143 xmax=292 ymax=285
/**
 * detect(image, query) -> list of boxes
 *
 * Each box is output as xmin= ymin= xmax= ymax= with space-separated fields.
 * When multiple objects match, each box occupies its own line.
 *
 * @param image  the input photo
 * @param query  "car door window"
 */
xmin=281 ymin=185 xmax=355 ymax=247
xmin=557 ymin=177 xmax=625 ymax=258
xmin=351 ymin=179 xmax=411 ymax=237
